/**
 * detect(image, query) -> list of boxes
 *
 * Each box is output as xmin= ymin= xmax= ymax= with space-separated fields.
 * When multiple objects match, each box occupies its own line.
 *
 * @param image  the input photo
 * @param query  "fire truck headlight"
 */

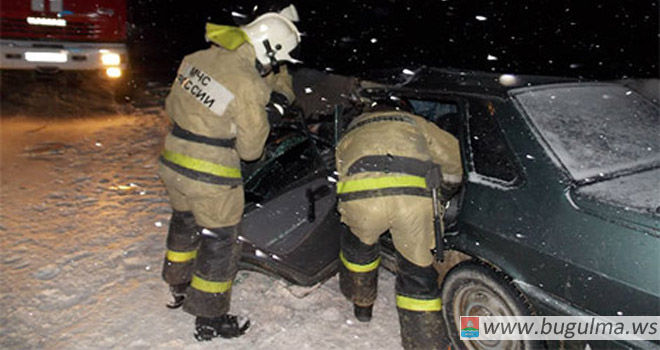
xmin=101 ymin=52 xmax=121 ymax=66
xmin=106 ymin=67 xmax=122 ymax=78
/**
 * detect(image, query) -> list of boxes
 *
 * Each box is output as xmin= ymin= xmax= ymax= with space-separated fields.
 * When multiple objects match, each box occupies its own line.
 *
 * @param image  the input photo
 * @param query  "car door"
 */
xmin=239 ymin=126 xmax=344 ymax=286
xmin=448 ymin=97 xmax=535 ymax=273
xmin=451 ymin=96 xmax=616 ymax=317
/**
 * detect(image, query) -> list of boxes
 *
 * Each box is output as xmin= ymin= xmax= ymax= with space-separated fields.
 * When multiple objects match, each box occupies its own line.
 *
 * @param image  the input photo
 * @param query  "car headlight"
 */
xmin=106 ymin=67 xmax=122 ymax=78
xmin=101 ymin=51 xmax=121 ymax=66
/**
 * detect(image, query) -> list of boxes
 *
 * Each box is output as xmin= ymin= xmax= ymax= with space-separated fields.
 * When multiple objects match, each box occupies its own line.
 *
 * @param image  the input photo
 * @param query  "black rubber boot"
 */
xmin=395 ymin=252 xmax=449 ymax=349
xmin=339 ymin=230 xmax=380 ymax=308
xmin=183 ymin=225 xmax=241 ymax=318
xmin=398 ymin=309 xmax=450 ymax=350
xmin=339 ymin=263 xmax=379 ymax=307
xmin=194 ymin=314 xmax=250 ymax=341
xmin=166 ymin=283 xmax=188 ymax=309
xmin=353 ymin=304 xmax=373 ymax=322
xmin=162 ymin=210 xmax=200 ymax=286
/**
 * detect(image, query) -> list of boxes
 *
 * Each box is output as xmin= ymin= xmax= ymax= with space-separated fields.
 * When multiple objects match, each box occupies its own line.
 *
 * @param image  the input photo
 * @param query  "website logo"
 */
xmin=461 ymin=316 xmax=480 ymax=338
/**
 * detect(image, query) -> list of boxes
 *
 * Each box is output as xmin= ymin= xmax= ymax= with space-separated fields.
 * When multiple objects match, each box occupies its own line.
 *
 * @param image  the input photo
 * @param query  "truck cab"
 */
xmin=0 ymin=0 xmax=129 ymax=94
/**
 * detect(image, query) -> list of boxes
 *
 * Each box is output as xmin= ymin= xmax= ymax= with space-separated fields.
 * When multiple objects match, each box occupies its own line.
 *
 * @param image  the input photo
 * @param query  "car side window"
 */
xmin=409 ymin=99 xmax=458 ymax=120
xmin=408 ymin=99 xmax=462 ymax=138
xmin=467 ymin=100 xmax=521 ymax=184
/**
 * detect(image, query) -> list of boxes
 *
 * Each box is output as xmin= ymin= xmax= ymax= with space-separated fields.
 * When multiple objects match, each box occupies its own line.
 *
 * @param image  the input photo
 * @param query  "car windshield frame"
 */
xmin=242 ymin=120 xmax=333 ymax=205
xmin=510 ymin=82 xmax=660 ymax=182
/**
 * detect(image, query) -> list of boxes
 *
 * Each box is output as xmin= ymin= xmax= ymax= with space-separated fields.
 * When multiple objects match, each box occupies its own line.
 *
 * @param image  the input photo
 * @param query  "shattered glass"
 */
xmin=242 ymin=122 xmax=332 ymax=204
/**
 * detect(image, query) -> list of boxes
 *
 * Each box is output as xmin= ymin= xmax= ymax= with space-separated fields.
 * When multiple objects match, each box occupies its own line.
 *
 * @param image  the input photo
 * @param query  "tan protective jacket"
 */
xmin=336 ymin=111 xmax=463 ymax=266
xmin=159 ymin=42 xmax=293 ymax=227
xmin=336 ymin=111 xmax=462 ymax=191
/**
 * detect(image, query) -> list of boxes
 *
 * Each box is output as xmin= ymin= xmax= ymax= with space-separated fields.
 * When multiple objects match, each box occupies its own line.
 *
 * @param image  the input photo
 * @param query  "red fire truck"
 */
xmin=0 ymin=0 xmax=129 ymax=96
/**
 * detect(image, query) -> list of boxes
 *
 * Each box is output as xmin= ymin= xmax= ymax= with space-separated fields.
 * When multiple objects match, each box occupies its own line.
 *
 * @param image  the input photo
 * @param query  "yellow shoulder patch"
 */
xmin=205 ymin=23 xmax=251 ymax=50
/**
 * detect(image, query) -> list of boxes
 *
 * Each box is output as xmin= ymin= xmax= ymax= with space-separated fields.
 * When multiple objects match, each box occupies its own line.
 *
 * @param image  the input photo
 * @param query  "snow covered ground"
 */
xmin=0 ymin=80 xmax=403 ymax=350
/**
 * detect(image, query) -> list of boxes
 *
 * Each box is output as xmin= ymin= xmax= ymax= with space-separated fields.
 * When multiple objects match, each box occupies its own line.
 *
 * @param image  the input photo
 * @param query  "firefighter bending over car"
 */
xmin=335 ymin=100 xmax=463 ymax=349
xmin=158 ymin=4 xmax=301 ymax=341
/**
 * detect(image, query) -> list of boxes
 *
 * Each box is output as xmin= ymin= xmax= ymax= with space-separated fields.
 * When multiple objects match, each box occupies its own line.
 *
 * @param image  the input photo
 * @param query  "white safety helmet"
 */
xmin=242 ymin=5 xmax=302 ymax=66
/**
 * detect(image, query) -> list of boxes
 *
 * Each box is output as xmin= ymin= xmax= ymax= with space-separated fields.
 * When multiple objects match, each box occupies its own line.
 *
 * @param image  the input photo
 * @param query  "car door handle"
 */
xmin=306 ymin=185 xmax=331 ymax=223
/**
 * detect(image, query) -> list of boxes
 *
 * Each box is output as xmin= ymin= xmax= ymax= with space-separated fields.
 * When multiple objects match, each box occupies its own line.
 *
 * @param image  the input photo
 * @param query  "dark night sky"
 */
xmin=128 ymin=0 xmax=659 ymax=82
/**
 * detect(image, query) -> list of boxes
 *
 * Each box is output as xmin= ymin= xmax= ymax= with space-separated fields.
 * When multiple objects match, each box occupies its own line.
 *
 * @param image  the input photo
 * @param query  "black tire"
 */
xmin=441 ymin=261 xmax=545 ymax=350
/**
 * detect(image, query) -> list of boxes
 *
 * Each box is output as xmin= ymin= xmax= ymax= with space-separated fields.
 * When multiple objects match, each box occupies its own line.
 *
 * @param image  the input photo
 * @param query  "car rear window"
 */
xmin=512 ymin=83 xmax=660 ymax=181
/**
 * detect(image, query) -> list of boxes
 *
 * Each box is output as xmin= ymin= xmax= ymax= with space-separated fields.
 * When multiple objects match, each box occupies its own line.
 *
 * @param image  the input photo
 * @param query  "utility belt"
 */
xmin=160 ymin=124 xmax=241 ymax=186
xmin=337 ymin=155 xmax=435 ymax=202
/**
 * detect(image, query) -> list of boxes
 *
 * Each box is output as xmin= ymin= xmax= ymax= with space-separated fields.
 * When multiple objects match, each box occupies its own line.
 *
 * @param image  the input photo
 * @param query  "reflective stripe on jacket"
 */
xmin=336 ymin=111 xmax=462 ymax=201
xmin=160 ymin=43 xmax=295 ymax=186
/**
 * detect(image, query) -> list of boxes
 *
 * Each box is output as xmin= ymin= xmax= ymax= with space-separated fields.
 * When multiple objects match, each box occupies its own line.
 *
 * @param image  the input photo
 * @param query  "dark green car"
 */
xmin=361 ymin=68 xmax=659 ymax=350
xmin=237 ymin=68 xmax=658 ymax=349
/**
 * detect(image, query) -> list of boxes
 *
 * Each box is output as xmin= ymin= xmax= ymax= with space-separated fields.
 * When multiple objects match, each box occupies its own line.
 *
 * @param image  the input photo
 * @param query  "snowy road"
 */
xmin=0 ymin=92 xmax=403 ymax=349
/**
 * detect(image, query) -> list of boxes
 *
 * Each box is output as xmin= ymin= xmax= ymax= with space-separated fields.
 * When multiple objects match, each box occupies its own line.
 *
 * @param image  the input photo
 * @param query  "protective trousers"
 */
xmin=182 ymin=224 xmax=242 ymax=318
xmin=395 ymin=252 xmax=449 ymax=350
xmin=162 ymin=210 xmax=201 ymax=286
xmin=162 ymin=211 xmax=242 ymax=318
xmin=339 ymin=229 xmax=449 ymax=350
xmin=339 ymin=229 xmax=380 ymax=307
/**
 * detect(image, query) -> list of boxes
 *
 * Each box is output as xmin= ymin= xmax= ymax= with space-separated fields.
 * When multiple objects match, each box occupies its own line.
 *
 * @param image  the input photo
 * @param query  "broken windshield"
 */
xmin=512 ymin=83 xmax=660 ymax=181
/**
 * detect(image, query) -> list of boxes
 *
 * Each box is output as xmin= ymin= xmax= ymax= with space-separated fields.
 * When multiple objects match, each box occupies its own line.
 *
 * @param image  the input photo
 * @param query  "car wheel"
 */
xmin=441 ymin=261 xmax=545 ymax=350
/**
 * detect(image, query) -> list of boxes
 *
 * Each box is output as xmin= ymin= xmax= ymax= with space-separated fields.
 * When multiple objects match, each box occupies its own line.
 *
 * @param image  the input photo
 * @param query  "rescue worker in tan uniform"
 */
xmin=335 ymin=102 xmax=463 ymax=349
xmin=158 ymin=5 xmax=301 ymax=341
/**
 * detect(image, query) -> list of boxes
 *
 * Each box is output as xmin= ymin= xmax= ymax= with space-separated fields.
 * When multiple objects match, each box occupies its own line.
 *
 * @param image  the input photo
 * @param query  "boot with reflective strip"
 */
xmin=339 ymin=230 xmax=380 ymax=320
xmin=162 ymin=210 xmax=201 ymax=308
xmin=397 ymin=308 xmax=450 ymax=350
xmin=183 ymin=225 xmax=241 ymax=318
xmin=395 ymin=252 xmax=450 ymax=349
xmin=339 ymin=257 xmax=379 ymax=321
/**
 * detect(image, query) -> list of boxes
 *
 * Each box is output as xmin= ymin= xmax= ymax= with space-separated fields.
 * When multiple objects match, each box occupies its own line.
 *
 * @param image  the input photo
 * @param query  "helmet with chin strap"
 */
xmin=241 ymin=5 xmax=301 ymax=68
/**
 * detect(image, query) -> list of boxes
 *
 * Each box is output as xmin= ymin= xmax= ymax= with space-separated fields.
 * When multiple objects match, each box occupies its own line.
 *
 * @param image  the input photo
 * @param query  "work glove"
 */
xmin=269 ymin=91 xmax=291 ymax=107
xmin=265 ymin=92 xmax=289 ymax=126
